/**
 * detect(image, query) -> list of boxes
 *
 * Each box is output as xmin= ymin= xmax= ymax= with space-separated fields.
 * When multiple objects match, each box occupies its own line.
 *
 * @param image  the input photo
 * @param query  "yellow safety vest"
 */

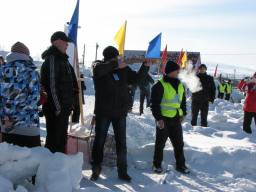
xmin=219 ymin=84 xmax=226 ymax=93
xmin=159 ymin=78 xmax=184 ymax=118
xmin=226 ymin=83 xmax=232 ymax=94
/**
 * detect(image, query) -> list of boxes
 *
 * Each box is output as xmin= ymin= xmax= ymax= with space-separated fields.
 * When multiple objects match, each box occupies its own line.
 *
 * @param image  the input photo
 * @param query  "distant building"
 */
xmin=124 ymin=50 xmax=200 ymax=74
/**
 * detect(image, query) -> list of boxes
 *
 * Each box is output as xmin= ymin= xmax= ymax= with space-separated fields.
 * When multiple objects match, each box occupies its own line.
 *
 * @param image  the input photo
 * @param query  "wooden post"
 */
xmin=75 ymin=47 xmax=85 ymax=126
xmin=69 ymin=46 xmax=85 ymax=132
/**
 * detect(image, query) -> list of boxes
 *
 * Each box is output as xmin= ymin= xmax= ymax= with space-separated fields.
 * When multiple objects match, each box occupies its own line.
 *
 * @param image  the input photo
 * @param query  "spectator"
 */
xmin=150 ymin=61 xmax=189 ymax=174
xmin=217 ymin=80 xmax=226 ymax=99
xmin=237 ymin=73 xmax=256 ymax=134
xmin=191 ymin=64 xmax=216 ymax=127
xmin=0 ymin=55 xmax=5 ymax=65
xmin=90 ymin=45 xmax=154 ymax=182
xmin=40 ymin=31 xmax=78 ymax=153
xmin=0 ymin=42 xmax=41 ymax=148
xmin=80 ymin=71 xmax=86 ymax=105
xmin=138 ymin=72 xmax=154 ymax=115
xmin=127 ymin=84 xmax=137 ymax=113
xmin=225 ymin=80 xmax=232 ymax=101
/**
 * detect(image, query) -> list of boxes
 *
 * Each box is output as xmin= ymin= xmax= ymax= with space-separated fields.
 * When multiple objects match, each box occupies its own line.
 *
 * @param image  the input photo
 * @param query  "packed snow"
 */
xmin=0 ymin=65 xmax=256 ymax=192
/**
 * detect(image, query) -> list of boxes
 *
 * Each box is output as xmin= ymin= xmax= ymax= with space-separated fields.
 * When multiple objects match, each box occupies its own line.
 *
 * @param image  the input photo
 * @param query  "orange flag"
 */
xmin=177 ymin=48 xmax=183 ymax=67
xmin=214 ymin=64 xmax=218 ymax=78
xmin=161 ymin=45 xmax=167 ymax=73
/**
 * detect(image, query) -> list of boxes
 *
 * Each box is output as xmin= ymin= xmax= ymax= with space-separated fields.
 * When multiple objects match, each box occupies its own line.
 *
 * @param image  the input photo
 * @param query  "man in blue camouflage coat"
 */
xmin=0 ymin=42 xmax=41 ymax=148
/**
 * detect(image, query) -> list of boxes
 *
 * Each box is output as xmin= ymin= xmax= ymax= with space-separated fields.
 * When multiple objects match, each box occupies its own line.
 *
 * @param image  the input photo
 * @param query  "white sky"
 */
xmin=1 ymin=0 xmax=256 ymax=76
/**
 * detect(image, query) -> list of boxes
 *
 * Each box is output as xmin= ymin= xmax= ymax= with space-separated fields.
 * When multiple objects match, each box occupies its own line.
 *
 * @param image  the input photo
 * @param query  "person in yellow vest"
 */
xmin=150 ymin=60 xmax=189 ymax=174
xmin=217 ymin=80 xmax=226 ymax=99
xmin=225 ymin=80 xmax=232 ymax=101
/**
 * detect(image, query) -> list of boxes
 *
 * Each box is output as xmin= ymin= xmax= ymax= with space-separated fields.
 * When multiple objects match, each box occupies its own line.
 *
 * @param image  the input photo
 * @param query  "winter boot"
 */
xmin=118 ymin=173 xmax=132 ymax=182
xmin=176 ymin=165 xmax=190 ymax=174
xmin=90 ymin=166 xmax=102 ymax=181
xmin=152 ymin=165 xmax=163 ymax=174
xmin=118 ymin=167 xmax=132 ymax=182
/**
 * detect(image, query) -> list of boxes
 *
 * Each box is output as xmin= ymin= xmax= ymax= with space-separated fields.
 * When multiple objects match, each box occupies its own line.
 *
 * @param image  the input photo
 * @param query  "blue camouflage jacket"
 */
xmin=0 ymin=52 xmax=40 ymax=135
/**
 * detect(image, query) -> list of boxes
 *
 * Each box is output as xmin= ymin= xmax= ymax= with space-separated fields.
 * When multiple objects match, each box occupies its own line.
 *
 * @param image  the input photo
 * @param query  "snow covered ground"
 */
xmin=0 ymin=66 xmax=256 ymax=192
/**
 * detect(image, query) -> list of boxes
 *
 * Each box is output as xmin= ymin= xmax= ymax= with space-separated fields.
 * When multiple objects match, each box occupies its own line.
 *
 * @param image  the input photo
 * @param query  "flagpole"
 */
xmin=122 ymin=20 xmax=127 ymax=59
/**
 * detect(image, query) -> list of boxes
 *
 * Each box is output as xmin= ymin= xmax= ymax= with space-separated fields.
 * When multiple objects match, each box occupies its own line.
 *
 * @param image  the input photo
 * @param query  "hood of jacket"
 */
xmin=6 ymin=52 xmax=32 ymax=63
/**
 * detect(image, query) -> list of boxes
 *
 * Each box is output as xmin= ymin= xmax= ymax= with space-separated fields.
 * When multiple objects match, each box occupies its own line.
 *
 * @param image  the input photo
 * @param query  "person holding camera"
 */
xmin=238 ymin=72 xmax=256 ymax=134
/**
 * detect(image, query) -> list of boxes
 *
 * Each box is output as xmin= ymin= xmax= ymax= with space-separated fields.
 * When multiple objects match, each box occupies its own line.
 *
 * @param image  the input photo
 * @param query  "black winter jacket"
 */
xmin=150 ymin=75 xmax=187 ymax=121
xmin=40 ymin=46 xmax=78 ymax=111
xmin=92 ymin=60 xmax=149 ymax=117
xmin=138 ymin=73 xmax=155 ymax=93
xmin=191 ymin=72 xmax=216 ymax=103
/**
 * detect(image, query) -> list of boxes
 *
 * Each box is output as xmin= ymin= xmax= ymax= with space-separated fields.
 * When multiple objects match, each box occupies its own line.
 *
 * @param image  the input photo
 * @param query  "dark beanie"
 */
xmin=103 ymin=46 xmax=119 ymax=61
xmin=164 ymin=61 xmax=180 ymax=74
xmin=199 ymin=64 xmax=207 ymax=69
xmin=11 ymin=42 xmax=30 ymax=56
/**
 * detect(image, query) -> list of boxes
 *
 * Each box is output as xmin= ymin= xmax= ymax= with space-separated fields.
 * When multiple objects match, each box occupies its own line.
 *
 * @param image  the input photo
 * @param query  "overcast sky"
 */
xmin=1 ymin=0 xmax=255 ymax=76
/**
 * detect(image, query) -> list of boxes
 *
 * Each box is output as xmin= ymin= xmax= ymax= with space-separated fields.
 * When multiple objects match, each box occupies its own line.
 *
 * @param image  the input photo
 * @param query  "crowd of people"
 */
xmin=217 ymin=79 xmax=233 ymax=101
xmin=0 ymin=31 xmax=255 ymax=185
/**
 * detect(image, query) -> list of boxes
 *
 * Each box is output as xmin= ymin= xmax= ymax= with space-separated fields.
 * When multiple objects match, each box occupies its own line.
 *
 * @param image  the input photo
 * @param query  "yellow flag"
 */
xmin=114 ymin=21 xmax=127 ymax=55
xmin=181 ymin=50 xmax=187 ymax=68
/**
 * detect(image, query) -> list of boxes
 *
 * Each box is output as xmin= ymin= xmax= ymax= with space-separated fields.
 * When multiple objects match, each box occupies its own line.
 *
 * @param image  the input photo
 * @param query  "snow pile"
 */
xmin=0 ymin=143 xmax=83 ymax=192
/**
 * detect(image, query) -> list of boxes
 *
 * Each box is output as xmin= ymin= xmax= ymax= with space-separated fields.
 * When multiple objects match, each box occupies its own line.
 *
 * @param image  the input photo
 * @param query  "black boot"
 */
xmin=118 ymin=167 xmax=132 ymax=182
xmin=90 ymin=165 xmax=102 ymax=181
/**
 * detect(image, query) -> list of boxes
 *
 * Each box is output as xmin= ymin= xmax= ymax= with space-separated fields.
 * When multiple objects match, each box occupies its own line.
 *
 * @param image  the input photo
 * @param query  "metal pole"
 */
xmin=95 ymin=43 xmax=99 ymax=60
xmin=82 ymin=44 xmax=85 ymax=65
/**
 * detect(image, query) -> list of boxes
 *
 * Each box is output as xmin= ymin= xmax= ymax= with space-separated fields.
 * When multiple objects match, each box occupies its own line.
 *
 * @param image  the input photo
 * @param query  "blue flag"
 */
xmin=68 ymin=0 xmax=79 ymax=46
xmin=145 ymin=33 xmax=162 ymax=58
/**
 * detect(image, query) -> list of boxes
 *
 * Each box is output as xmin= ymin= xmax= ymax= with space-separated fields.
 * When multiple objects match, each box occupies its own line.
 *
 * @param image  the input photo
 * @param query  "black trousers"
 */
xmin=218 ymin=92 xmax=224 ymax=99
xmin=243 ymin=111 xmax=256 ymax=133
xmin=225 ymin=93 xmax=231 ymax=101
xmin=191 ymin=100 xmax=209 ymax=127
xmin=91 ymin=116 xmax=127 ymax=173
xmin=153 ymin=116 xmax=185 ymax=168
xmin=43 ymin=104 xmax=71 ymax=153
xmin=139 ymin=90 xmax=150 ymax=114
xmin=72 ymin=104 xmax=80 ymax=123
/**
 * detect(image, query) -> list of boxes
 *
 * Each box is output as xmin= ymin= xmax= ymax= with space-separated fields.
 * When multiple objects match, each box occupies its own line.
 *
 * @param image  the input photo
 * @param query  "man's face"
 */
xmin=53 ymin=39 xmax=68 ymax=54
xmin=199 ymin=67 xmax=206 ymax=74
xmin=167 ymin=69 xmax=180 ymax=78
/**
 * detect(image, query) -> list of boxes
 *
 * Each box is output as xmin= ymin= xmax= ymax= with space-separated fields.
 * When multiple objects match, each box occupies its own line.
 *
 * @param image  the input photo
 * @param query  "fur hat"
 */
xmin=199 ymin=64 xmax=207 ymax=69
xmin=164 ymin=61 xmax=180 ymax=74
xmin=103 ymin=46 xmax=119 ymax=61
xmin=11 ymin=42 xmax=30 ymax=56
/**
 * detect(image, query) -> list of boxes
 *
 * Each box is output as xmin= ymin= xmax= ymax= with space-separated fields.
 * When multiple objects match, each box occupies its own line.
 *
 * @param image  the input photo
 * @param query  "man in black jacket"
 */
xmin=90 ymin=46 xmax=154 ymax=182
xmin=151 ymin=61 xmax=189 ymax=174
xmin=138 ymin=72 xmax=155 ymax=115
xmin=40 ymin=31 xmax=78 ymax=153
xmin=191 ymin=64 xmax=216 ymax=127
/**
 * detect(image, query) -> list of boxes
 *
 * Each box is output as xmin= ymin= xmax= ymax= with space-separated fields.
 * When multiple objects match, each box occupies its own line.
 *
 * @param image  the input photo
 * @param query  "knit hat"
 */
xmin=51 ymin=31 xmax=73 ymax=43
xmin=103 ymin=46 xmax=119 ymax=61
xmin=199 ymin=64 xmax=207 ymax=69
xmin=164 ymin=61 xmax=180 ymax=74
xmin=11 ymin=42 xmax=30 ymax=56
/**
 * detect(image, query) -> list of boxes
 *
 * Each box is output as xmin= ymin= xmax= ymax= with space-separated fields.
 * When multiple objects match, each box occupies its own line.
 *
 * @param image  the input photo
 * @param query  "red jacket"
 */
xmin=238 ymin=79 xmax=256 ymax=112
